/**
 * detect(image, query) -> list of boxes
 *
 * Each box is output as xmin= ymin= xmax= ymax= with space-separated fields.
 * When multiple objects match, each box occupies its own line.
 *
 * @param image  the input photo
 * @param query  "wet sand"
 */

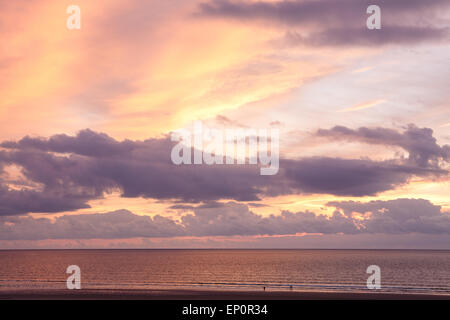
xmin=1 ymin=289 xmax=449 ymax=300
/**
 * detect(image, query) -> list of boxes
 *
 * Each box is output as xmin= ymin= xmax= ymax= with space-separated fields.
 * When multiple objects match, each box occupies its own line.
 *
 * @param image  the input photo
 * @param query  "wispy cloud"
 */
xmin=338 ymin=99 xmax=387 ymax=112
xmin=351 ymin=66 xmax=374 ymax=74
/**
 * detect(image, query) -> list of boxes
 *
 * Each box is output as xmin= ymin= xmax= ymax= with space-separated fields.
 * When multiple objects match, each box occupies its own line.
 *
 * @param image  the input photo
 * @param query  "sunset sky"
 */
xmin=0 ymin=0 xmax=449 ymax=249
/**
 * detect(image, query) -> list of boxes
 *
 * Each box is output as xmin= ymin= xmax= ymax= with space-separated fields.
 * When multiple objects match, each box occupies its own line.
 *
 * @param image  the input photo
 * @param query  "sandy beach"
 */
xmin=1 ymin=289 xmax=449 ymax=300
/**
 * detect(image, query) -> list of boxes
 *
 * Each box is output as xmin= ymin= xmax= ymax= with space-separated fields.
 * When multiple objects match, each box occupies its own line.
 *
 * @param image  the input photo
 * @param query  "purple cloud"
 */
xmin=0 ymin=125 xmax=448 ymax=215
xmin=316 ymin=124 xmax=450 ymax=167
xmin=1 ymin=199 xmax=449 ymax=240
xmin=197 ymin=0 xmax=450 ymax=46
xmin=328 ymin=198 xmax=450 ymax=234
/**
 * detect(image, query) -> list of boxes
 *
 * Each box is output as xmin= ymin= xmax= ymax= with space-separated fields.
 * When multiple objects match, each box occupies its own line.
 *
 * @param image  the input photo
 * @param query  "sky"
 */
xmin=0 ymin=0 xmax=449 ymax=249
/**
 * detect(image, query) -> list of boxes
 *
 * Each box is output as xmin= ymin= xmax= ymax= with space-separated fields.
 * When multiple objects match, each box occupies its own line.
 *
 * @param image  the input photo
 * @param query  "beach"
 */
xmin=1 ymin=289 xmax=450 ymax=300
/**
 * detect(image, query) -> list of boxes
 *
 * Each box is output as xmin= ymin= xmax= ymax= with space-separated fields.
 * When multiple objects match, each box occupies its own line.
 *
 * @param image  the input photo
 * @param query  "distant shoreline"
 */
xmin=1 ymin=289 xmax=450 ymax=300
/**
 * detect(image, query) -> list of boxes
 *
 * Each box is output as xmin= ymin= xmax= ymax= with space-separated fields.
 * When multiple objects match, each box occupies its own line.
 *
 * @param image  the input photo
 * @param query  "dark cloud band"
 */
xmin=196 ymin=0 xmax=450 ymax=46
xmin=1 ymin=199 xmax=449 ymax=240
xmin=0 ymin=125 xmax=448 ymax=215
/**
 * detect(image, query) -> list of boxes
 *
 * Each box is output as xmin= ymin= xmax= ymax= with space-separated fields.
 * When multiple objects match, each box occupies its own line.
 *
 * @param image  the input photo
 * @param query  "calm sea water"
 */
xmin=0 ymin=249 xmax=449 ymax=295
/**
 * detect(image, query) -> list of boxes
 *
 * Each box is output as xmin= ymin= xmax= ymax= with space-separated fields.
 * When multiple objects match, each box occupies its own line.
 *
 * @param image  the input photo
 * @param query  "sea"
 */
xmin=0 ymin=249 xmax=449 ymax=295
